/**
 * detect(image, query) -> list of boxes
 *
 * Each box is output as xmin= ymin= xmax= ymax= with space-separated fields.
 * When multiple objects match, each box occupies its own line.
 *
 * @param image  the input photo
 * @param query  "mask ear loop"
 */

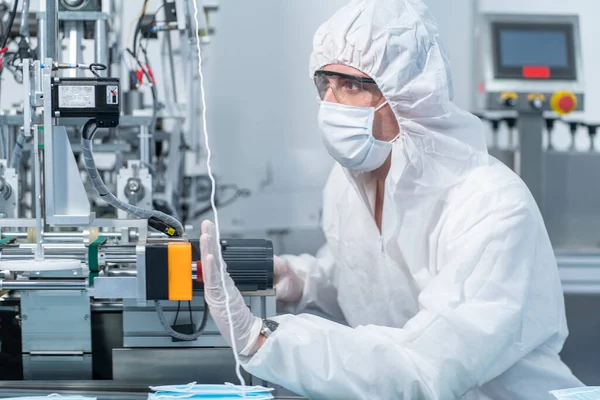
xmin=374 ymin=101 xmax=388 ymax=112
xmin=373 ymin=101 xmax=402 ymax=144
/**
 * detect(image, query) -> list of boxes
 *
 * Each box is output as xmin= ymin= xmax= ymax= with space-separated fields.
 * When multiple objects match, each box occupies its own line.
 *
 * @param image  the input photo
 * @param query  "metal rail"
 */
xmin=0 ymin=280 xmax=87 ymax=291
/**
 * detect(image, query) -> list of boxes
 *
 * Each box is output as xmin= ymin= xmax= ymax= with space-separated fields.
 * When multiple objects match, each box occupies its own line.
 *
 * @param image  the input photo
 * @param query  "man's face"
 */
xmin=320 ymin=64 xmax=400 ymax=143
xmin=317 ymin=64 xmax=400 ymax=179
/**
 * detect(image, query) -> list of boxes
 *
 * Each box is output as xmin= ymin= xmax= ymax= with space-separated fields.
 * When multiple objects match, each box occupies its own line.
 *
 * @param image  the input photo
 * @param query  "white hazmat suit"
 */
xmin=239 ymin=0 xmax=583 ymax=398
xmin=198 ymin=0 xmax=583 ymax=398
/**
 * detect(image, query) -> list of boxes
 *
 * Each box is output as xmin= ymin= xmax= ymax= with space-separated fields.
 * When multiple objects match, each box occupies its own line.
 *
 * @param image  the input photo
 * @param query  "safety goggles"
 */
xmin=313 ymin=69 xmax=384 ymax=107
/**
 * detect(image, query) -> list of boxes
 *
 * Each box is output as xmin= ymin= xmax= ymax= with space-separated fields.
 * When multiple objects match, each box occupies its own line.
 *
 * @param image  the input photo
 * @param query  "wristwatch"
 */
xmin=260 ymin=319 xmax=279 ymax=338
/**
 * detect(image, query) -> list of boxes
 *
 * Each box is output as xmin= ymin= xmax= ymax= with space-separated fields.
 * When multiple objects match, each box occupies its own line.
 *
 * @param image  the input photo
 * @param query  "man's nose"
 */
xmin=323 ymin=87 xmax=338 ymax=103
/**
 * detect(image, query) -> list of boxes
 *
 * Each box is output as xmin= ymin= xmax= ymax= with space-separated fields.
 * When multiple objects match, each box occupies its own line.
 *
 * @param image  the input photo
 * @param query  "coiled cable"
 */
xmin=80 ymin=119 xmax=185 ymax=237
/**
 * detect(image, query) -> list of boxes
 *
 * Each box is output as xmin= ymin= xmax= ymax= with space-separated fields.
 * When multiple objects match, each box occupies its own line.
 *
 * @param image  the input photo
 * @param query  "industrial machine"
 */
xmin=0 ymin=0 xmax=277 ymax=388
xmin=474 ymin=12 xmax=600 ymax=384
xmin=474 ymin=13 xmax=585 ymax=209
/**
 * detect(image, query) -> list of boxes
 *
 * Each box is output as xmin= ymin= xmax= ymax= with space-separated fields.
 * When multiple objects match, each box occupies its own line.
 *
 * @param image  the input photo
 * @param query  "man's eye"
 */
xmin=343 ymin=80 xmax=361 ymax=91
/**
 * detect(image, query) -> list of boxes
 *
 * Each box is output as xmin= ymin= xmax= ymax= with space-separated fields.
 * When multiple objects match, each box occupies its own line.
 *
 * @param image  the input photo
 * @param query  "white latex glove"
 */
xmin=200 ymin=220 xmax=263 ymax=356
xmin=274 ymin=256 xmax=305 ymax=304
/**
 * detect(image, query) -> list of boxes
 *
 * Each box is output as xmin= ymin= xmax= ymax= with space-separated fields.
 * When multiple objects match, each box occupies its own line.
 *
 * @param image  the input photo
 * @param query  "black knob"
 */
xmin=568 ymin=122 xmax=581 ymax=150
xmin=586 ymin=124 xmax=599 ymax=151
xmin=502 ymin=97 xmax=517 ymax=108
xmin=504 ymin=118 xmax=516 ymax=130
xmin=545 ymin=118 xmax=557 ymax=150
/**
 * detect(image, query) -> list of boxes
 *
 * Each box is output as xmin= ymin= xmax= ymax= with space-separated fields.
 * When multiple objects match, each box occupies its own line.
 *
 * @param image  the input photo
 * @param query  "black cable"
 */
xmin=133 ymin=1 xmax=167 ymax=64
xmin=0 ymin=4 xmax=7 ymax=45
xmin=139 ymin=2 xmax=166 ymax=49
xmin=82 ymin=119 xmax=97 ymax=140
xmin=154 ymin=297 xmax=210 ymax=341
xmin=187 ymin=300 xmax=194 ymax=326
xmin=125 ymin=48 xmax=151 ymax=82
xmin=132 ymin=0 xmax=149 ymax=58
xmin=126 ymin=46 xmax=159 ymax=151
xmin=192 ymin=186 xmax=251 ymax=220
xmin=0 ymin=0 xmax=18 ymax=49
xmin=173 ymin=300 xmax=181 ymax=325
xmin=173 ymin=301 xmax=199 ymax=330
xmin=133 ymin=3 xmax=166 ymax=59
xmin=89 ymin=63 xmax=107 ymax=78
xmin=82 ymin=119 xmax=185 ymax=237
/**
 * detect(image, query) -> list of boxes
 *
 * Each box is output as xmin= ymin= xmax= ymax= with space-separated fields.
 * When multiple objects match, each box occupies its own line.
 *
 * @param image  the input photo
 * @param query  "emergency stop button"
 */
xmin=551 ymin=91 xmax=578 ymax=115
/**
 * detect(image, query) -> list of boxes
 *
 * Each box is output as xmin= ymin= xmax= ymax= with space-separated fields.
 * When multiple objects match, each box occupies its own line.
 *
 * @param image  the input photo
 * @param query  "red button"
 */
xmin=558 ymin=96 xmax=575 ymax=112
xmin=523 ymin=66 xmax=551 ymax=79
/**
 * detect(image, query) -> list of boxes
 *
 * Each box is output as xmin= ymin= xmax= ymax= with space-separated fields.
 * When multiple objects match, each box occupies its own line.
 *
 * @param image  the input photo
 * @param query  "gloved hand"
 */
xmin=200 ymin=220 xmax=263 ymax=356
xmin=274 ymin=256 xmax=305 ymax=304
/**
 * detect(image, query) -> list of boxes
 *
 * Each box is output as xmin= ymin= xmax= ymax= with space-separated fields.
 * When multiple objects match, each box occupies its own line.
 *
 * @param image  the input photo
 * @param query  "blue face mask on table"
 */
xmin=550 ymin=386 xmax=600 ymax=400
xmin=148 ymin=382 xmax=274 ymax=399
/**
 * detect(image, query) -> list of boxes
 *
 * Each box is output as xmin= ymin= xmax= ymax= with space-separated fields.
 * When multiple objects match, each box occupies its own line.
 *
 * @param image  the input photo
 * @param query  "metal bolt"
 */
xmin=22 ymin=314 xmax=27 ymax=320
xmin=62 ymin=0 xmax=86 ymax=8
xmin=127 ymin=178 xmax=141 ymax=192
xmin=84 ymin=314 xmax=90 ymax=321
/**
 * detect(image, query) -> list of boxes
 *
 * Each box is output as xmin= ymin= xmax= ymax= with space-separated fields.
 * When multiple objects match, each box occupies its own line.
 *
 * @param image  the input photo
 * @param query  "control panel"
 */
xmin=474 ymin=14 xmax=584 ymax=115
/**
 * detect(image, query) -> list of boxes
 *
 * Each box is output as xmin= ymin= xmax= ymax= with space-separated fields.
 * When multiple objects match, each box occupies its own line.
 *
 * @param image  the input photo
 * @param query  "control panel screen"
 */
xmin=499 ymin=30 xmax=568 ymax=67
xmin=492 ymin=22 xmax=576 ymax=80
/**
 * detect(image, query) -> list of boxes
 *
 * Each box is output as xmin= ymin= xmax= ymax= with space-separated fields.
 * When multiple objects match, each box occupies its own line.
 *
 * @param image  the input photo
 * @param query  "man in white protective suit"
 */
xmin=199 ymin=0 xmax=584 ymax=398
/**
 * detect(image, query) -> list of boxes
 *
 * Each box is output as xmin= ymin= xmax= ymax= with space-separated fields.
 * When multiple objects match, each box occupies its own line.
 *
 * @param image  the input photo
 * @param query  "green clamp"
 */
xmin=88 ymin=237 xmax=107 ymax=285
xmin=0 ymin=237 xmax=17 ymax=247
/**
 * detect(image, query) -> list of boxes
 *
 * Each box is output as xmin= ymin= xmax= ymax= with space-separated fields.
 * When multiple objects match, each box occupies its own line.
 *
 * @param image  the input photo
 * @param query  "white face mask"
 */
xmin=318 ymin=101 xmax=399 ymax=172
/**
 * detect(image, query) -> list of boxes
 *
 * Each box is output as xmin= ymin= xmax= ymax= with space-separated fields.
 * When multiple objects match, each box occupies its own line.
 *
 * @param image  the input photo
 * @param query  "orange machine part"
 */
xmin=168 ymin=242 xmax=193 ymax=300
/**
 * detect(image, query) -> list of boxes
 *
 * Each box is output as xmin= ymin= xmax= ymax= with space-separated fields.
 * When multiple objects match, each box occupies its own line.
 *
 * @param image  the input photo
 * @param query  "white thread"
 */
xmin=191 ymin=1 xmax=248 ymax=395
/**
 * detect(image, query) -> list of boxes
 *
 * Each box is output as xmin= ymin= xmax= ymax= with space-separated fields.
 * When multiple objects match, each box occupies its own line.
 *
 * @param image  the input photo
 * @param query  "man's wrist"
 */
xmin=252 ymin=334 xmax=267 ymax=354
xmin=239 ymin=318 xmax=264 ymax=356
xmin=243 ymin=318 xmax=278 ymax=356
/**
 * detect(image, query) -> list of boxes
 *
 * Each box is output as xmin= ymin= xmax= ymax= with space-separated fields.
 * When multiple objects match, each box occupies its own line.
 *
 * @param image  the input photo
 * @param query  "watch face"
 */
xmin=265 ymin=319 xmax=279 ymax=331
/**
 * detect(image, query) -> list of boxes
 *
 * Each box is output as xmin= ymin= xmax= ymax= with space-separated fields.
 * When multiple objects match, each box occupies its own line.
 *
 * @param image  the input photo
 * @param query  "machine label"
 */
xmin=58 ymin=85 xmax=95 ymax=108
xmin=106 ymin=86 xmax=119 ymax=105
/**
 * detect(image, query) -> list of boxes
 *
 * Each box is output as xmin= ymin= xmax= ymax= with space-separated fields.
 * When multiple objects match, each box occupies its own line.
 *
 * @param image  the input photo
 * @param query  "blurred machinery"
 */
xmin=474 ymin=12 xmax=600 ymax=384
xmin=0 ymin=0 xmax=275 ymax=387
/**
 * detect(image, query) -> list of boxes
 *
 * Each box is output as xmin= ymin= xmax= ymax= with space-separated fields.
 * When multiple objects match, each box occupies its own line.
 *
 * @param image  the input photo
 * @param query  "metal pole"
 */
xmin=517 ymin=112 xmax=545 ymax=211
xmin=94 ymin=19 xmax=108 ymax=77
xmin=6 ymin=126 xmax=15 ymax=167
xmin=32 ymin=117 xmax=44 ymax=260
xmin=43 ymin=0 xmax=58 ymax=60
xmin=139 ymin=125 xmax=150 ymax=165
xmin=0 ymin=231 xmax=165 ymax=239
xmin=0 ymin=280 xmax=87 ymax=291
xmin=65 ymin=21 xmax=84 ymax=78
xmin=37 ymin=17 xmax=46 ymax=62
xmin=20 ymin=0 xmax=31 ymax=38
xmin=42 ymin=57 xmax=55 ymax=226
xmin=23 ymin=59 xmax=38 ymax=255
xmin=163 ymin=0 xmax=178 ymax=104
